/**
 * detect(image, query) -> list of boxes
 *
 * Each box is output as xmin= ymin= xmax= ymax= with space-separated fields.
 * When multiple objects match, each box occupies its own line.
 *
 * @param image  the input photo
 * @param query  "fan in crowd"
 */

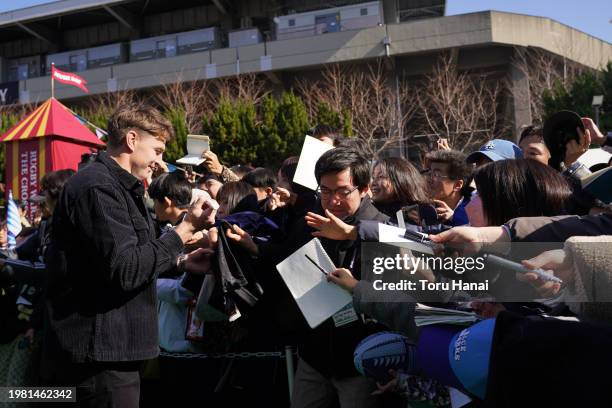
xmin=0 ymin=102 xmax=611 ymax=408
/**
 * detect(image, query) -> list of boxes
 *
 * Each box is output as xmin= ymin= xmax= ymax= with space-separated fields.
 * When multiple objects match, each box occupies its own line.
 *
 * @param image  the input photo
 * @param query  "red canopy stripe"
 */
xmin=0 ymin=98 xmax=104 ymax=147
xmin=1 ymin=99 xmax=50 ymax=142
xmin=18 ymin=102 xmax=49 ymax=140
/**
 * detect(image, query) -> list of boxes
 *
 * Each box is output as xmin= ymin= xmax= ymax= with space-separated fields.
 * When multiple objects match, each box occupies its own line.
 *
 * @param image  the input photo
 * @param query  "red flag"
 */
xmin=51 ymin=65 xmax=89 ymax=93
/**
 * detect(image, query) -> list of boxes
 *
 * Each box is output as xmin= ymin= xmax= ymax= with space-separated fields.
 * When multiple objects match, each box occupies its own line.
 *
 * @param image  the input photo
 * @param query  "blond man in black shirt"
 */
xmin=43 ymin=103 xmax=215 ymax=407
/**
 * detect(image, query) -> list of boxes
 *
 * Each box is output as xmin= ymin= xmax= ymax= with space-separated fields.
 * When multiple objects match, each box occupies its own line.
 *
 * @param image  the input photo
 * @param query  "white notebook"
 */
xmin=276 ymin=238 xmax=352 ymax=328
xmin=414 ymin=303 xmax=480 ymax=327
xmin=176 ymin=134 xmax=210 ymax=165
xmin=292 ymin=136 xmax=334 ymax=191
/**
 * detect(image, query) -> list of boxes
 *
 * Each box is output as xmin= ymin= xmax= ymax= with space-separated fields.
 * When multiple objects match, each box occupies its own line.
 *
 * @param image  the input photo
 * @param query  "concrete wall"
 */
xmin=490 ymin=11 xmax=612 ymax=70
xmin=17 ymin=11 xmax=612 ymax=104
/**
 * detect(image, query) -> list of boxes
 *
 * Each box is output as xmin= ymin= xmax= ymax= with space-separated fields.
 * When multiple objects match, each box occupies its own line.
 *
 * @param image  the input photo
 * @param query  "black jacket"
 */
xmin=485 ymin=311 xmax=612 ymax=407
xmin=44 ymin=152 xmax=184 ymax=363
xmin=261 ymin=197 xmax=389 ymax=378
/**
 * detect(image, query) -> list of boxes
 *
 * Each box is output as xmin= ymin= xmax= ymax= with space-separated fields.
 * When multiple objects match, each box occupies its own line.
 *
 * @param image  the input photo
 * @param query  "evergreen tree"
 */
xmin=258 ymin=95 xmax=285 ymax=166
xmin=277 ymin=92 xmax=310 ymax=163
xmin=313 ymin=102 xmax=354 ymax=137
xmin=542 ymin=63 xmax=611 ymax=132
xmin=315 ymin=102 xmax=343 ymax=130
xmin=164 ymin=107 xmax=188 ymax=163
xmin=203 ymin=99 xmax=259 ymax=166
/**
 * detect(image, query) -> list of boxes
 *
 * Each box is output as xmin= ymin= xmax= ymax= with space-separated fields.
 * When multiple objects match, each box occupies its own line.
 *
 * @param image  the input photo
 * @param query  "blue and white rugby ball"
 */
xmin=354 ymin=332 xmax=415 ymax=382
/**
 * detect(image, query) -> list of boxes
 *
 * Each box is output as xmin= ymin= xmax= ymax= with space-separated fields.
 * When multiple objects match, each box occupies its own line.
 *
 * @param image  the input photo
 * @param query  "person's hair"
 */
xmin=424 ymin=150 xmax=470 ymax=181
xmin=315 ymin=147 xmax=370 ymax=189
xmin=14 ymin=200 xmax=27 ymax=211
xmin=198 ymin=174 xmax=222 ymax=184
xmin=334 ymin=137 xmax=370 ymax=151
xmin=216 ymin=181 xmax=258 ymax=214
xmin=243 ymin=167 xmax=277 ymax=190
xmin=518 ymin=125 xmax=544 ymax=144
xmin=230 ymin=165 xmax=255 ymax=179
xmin=41 ymin=169 xmax=76 ymax=201
xmin=279 ymin=156 xmax=311 ymax=195
xmin=474 ymin=158 xmax=572 ymax=226
xmin=195 ymin=176 xmax=207 ymax=187
xmin=374 ymin=157 xmax=429 ymax=205
xmin=107 ymin=102 xmax=174 ymax=149
xmin=148 ymin=171 xmax=192 ymax=208
xmin=279 ymin=156 xmax=299 ymax=181
xmin=311 ymin=124 xmax=341 ymax=142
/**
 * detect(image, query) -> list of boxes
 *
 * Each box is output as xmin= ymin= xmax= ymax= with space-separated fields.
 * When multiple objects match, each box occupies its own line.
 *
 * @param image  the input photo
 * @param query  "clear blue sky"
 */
xmin=1 ymin=0 xmax=610 ymax=42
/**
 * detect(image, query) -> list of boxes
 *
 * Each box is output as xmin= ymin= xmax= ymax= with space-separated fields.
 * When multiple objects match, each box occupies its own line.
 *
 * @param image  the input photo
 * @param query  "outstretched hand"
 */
xmin=305 ymin=209 xmax=357 ymax=241
xmin=432 ymin=199 xmax=454 ymax=222
xmin=268 ymin=187 xmax=294 ymax=211
xmin=519 ymin=249 xmax=573 ymax=298
xmin=429 ymin=226 xmax=483 ymax=255
xmin=372 ymin=370 xmax=399 ymax=396
xmin=183 ymin=248 xmax=216 ymax=275
xmin=202 ymin=150 xmax=223 ymax=175
xmin=582 ymin=117 xmax=606 ymax=146
xmin=436 ymin=138 xmax=451 ymax=151
xmin=184 ymin=196 xmax=217 ymax=232
xmin=175 ymin=196 xmax=217 ymax=243
xmin=226 ymin=224 xmax=259 ymax=256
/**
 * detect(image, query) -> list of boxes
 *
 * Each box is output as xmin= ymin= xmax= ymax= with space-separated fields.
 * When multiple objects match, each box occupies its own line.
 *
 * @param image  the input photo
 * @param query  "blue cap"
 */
xmin=466 ymin=139 xmax=523 ymax=163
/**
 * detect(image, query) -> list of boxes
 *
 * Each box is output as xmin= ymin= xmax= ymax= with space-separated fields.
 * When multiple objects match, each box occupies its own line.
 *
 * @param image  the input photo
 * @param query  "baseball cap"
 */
xmin=466 ymin=139 xmax=523 ymax=164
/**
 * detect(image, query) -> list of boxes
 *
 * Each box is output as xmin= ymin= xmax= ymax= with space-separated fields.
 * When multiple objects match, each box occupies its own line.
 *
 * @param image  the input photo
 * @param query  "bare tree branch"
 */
xmin=296 ymin=60 xmax=417 ymax=158
xmin=153 ymin=76 xmax=208 ymax=134
xmin=511 ymin=47 xmax=589 ymax=125
xmin=411 ymin=54 xmax=508 ymax=153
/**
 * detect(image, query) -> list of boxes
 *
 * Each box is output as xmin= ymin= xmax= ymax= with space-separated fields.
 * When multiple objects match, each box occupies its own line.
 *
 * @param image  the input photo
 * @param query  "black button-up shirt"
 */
xmin=44 ymin=152 xmax=184 ymax=363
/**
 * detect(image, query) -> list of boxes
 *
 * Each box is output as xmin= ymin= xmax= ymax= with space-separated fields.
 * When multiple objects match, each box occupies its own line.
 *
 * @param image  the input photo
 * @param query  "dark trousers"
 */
xmin=43 ymin=360 xmax=141 ymax=408
xmin=158 ymin=355 xmax=222 ymax=406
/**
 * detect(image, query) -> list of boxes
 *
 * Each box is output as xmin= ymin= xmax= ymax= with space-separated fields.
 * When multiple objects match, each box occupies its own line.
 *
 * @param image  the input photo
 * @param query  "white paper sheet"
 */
xmin=292 ymin=136 xmax=334 ymax=191
xmin=276 ymin=238 xmax=352 ymax=329
xmin=176 ymin=134 xmax=210 ymax=165
xmin=378 ymin=223 xmax=434 ymax=255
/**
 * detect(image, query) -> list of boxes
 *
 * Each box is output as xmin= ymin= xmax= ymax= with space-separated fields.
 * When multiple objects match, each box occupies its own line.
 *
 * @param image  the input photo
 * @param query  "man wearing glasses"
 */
xmin=292 ymin=147 xmax=388 ymax=408
xmin=42 ymin=103 xmax=216 ymax=406
xmin=227 ymin=147 xmax=389 ymax=408
xmin=423 ymin=150 xmax=472 ymax=226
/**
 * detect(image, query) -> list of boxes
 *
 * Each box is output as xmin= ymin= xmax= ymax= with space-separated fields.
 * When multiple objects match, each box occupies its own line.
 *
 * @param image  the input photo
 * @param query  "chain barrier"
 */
xmin=159 ymin=350 xmax=296 ymax=359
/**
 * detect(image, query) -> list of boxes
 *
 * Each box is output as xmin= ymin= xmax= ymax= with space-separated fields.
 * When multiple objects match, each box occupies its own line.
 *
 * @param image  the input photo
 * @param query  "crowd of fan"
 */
xmin=1 ymin=106 xmax=612 ymax=408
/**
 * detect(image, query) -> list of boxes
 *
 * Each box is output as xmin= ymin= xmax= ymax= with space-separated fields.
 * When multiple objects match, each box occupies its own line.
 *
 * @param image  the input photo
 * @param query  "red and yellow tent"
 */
xmin=0 ymin=97 xmax=105 ymax=218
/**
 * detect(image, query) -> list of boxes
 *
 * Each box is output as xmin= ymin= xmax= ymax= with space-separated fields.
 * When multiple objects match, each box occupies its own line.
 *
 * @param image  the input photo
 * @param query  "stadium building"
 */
xmin=0 ymin=0 xmax=610 ymax=153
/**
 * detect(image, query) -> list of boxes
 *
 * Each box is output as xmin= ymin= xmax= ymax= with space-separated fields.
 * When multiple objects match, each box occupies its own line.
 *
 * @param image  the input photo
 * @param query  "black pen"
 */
xmin=305 ymin=254 xmax=328 ymax=276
